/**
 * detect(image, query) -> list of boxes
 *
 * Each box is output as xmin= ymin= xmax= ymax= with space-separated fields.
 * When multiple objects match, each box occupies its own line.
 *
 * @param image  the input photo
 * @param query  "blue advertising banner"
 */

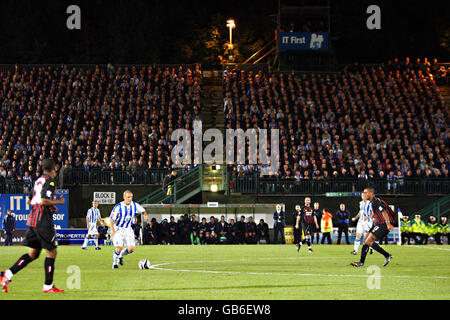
xmin=278 ymin=32 xmax=328 ymax=52
xmin=0 ymin=190 xmax=69 ymax=230
xmin=56 ymin=229 xmax=87 ymax=245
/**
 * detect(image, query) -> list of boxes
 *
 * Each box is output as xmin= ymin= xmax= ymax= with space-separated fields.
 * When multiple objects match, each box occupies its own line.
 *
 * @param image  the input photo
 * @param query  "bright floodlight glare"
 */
xmin=227 ymin=19 xmax=235 ymax=29
xmin=210 ymin=184 xmax=218 ymax=192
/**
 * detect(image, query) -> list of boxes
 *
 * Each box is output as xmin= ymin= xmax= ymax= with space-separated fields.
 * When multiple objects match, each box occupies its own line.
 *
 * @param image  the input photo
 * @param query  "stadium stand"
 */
xmin=223 ymin=58 xmax=449 ymax=194
xmin=0 ymin=64 xmax=202 ymax=191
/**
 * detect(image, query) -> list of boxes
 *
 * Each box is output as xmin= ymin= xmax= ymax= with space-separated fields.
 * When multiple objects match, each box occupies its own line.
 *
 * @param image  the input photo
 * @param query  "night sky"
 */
xmin=0 ymin=0 xmax=448 ymax=66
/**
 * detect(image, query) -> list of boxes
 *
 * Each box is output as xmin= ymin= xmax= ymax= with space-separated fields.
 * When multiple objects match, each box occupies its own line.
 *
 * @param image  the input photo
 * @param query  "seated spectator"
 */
xmin=207 ymin=216 xmax=218 ymax=244
xmin=168 ymin=216 xmax=177 ymax=245
xmin=225 ymin=218 xmax=238 ymax=244
xmin=235 ymin=215 xmax=247 ymax=244
xmin=256 ymin=219 xmax=270 ymax=244
xmin=245 ymin=216 xmax=257 ymax=244
xmin=198 ymin=217 xmax=209 ymax=244
xmin=216 ymin=215 xmax=228 ymax=244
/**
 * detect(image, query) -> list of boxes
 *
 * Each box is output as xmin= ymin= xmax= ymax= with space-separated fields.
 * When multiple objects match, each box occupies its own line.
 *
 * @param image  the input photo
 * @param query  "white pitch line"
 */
xmin=150 ymin=264 xmax=450 ymax=280
xmin=406 ymin=245 xmax=450 ymax=252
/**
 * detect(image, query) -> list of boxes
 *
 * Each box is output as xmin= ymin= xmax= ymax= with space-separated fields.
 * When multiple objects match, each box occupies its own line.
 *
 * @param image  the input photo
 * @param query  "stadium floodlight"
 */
xmin=226 ymin=19 xmax=235 ymax=50
xmin=210 ymin=184 xmax=218 ymax=192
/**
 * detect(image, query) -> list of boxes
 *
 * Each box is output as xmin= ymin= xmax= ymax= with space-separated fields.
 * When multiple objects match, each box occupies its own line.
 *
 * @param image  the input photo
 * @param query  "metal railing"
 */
xmin=230 ymin=175 xmax=450 ymax=195
xmin=60 ymin=168 xmax=175 ymax=186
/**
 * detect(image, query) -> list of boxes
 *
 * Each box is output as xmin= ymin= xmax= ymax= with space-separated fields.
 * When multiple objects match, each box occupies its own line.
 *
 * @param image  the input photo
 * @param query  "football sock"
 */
xmin=306 ymin=239 xmax=311 ymax=248
xmin=354 ymin=239 xmax=361 ymax=252
xmin=93 ymin=237 xmax=99 ymax=248
xmin=10 ymin=253 xmax=34 ymax=275
xmin=113 ymin=250 xmax=120 ymax=265
xmin=360 ymin=244 xmax=369 ymax=263
xmin=119 ymin=248 xmax=131 ymax=258
xmin=44 ymin=257 xmax=55 ymax=286
xmin=196 ymin=236 xmax=200 ymax=244
xmin=190 ymin=233 xmax=194 ymax=244
xmin=371 ymin=242 xmax=390 ymax=258
xmin=82 ymin=236 xmax=89 ymax=248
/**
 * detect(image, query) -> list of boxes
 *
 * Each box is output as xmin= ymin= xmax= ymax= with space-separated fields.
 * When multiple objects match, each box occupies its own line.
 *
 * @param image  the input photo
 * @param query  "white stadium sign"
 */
xmin=93 ymin=192 xmax=116 ymax=204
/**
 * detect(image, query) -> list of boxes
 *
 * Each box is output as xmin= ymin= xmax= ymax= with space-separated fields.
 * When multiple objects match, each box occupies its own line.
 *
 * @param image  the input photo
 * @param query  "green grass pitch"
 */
xmin=1 ymin=244 xmax=449 ymax=300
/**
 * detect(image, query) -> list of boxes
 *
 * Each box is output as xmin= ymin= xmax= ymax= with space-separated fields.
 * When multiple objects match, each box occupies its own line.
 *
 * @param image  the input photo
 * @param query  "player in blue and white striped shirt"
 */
xmin=81 ymin=200 xmax=102 ymax=250
xmin=351 ymin=193 xmax=374 ymax=255
xmin=109 ymin=190 xmax=149 ymax=269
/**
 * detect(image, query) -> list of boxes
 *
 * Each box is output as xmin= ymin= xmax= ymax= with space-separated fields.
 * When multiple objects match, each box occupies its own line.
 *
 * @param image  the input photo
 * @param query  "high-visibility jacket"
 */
xmin=410 ymin=218 xmax=426 ymax=233
xmin=321 ymin=211 xmax=333 ymax=233
xmin=425 ymin=222 xmax=439 ymax=236
xmin=400 ymin=220 xmax=411 ymax=233
xmin=439 ymin=223 xmax=449 ymax=234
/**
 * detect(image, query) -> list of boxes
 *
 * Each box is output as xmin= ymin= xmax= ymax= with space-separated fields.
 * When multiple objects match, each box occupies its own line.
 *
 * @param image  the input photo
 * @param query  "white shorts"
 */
xmin=87 ymin=224 xmax=99 ymax=236
xmin=112 ymin=227 xmax=135 ymax=248
xmin=356 ymin=220 xmax=373 ymax=235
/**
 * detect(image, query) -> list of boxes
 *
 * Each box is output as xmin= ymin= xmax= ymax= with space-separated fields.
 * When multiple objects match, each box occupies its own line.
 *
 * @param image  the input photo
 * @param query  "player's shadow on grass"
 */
xmin=144 ymin=284 xmax=331 ymax=291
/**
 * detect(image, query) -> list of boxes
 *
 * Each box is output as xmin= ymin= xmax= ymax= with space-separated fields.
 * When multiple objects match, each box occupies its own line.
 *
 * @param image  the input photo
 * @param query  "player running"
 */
xmin=351 ymin=187 xmax=395 ymax=267
xmin=81 ymin=200 xmax=102 ymax=250
xmin=1 ymin=158 xmax=65 ymax=293
xmin=351 ymin=193 xmax=374 ymax=255
xmin=296 ymin=197 xmax=319 ymax=253
xmin=109 ymin=190 xmax=149 ymax=269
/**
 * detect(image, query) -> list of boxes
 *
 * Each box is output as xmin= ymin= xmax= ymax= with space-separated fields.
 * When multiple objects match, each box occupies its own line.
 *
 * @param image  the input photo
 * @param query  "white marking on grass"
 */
xmin=406 ymin=245 xmax=450 ymax=252
xmin=150 ymin=262 xmax=450 ymax=280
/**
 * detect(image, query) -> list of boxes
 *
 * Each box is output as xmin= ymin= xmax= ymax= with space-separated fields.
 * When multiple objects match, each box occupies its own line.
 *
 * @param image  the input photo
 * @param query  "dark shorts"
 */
xmin=23 ymin=227 xmax=57 ymax=250
xmin=369 ymin=223 xmax=390 ymax=240
xmin=301 ymin=223 xmax=314 ymax=236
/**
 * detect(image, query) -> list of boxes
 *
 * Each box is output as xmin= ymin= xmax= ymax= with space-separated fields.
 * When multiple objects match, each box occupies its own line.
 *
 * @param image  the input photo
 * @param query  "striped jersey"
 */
xmin=87 ymin=207 xmax=101 ymax=224
xmin=110 ymin=201 xmax=145 ymax=228
xmin=359 ymin=200 xmax=373 ymax=224
xmin=27 ymin=175 xmax=56 ymax=228
xmin=370 ymin=197 xmax=395 ymax=226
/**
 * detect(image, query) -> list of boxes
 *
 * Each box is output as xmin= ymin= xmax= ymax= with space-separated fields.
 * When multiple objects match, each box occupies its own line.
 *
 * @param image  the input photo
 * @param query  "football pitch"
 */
xmin=1 ymin=244 xmax=449 ymax=300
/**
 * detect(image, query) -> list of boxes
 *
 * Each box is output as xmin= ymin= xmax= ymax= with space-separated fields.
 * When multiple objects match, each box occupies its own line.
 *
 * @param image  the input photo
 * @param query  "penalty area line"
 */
xmin=150 ymin=265 xmax=450 ymax=280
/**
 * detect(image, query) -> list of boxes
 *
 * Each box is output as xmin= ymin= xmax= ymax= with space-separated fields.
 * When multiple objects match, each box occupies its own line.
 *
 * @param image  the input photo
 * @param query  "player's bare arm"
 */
xmin=295 ymin=215 xmax=300 ymax=229
xmin=352 ymin=211 xmax=361 ymax=222
xmin=41 ymin=195 xmax=65 ymax=206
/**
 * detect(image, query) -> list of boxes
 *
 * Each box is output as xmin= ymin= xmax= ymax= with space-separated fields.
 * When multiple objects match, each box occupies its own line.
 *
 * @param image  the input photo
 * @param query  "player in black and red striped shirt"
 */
xmin=1 ymin=158 xmax=65 ymax=293
xmin=296 ymin=197 xmax=319 ymax=253
xmin=352 ymin=187 xmax=394 ymax=267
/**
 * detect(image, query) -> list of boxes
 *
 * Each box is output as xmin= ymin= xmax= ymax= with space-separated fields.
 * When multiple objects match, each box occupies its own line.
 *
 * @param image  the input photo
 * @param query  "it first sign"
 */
xmin=93 ymin=192 xmax=116 ymax=204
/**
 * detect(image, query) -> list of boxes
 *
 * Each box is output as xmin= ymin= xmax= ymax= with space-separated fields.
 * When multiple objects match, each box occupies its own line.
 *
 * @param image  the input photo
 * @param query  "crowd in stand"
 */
xmin=138 ymin=215 xmax=271 ymax=245
xmin=223 ymin=58 xmax=449 ymax=183
xmin=0 ymin=64 xmax=202 ymax=185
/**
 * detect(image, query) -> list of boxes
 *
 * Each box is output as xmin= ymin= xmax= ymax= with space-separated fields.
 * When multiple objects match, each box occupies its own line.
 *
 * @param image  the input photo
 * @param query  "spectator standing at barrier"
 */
xmin=321 ymin=209 xmax=333 ymax=244
xmin=97 ymin=219 xmax=109 ymax=245
xmin=245 ymin=217 xmax=257 ymax=244
xmin=216 ymin=215 xmax=228 ymax=244
xmin=236 ymin=216 xmax=247 ymax=244
xmin=3 ymin=210 xmax=15 ymax=246
xmin=176 ymin=215 xmax=188 ymax=244
xmin=256 ymin=219 xmax=270 ymax=244
xmin=336 ymin=204 xmax=350 ymax=244
xmin=437 ymin=217 xmax=449 ymax=244
xmin=273 ymin=204 xmax=286 ymax=244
